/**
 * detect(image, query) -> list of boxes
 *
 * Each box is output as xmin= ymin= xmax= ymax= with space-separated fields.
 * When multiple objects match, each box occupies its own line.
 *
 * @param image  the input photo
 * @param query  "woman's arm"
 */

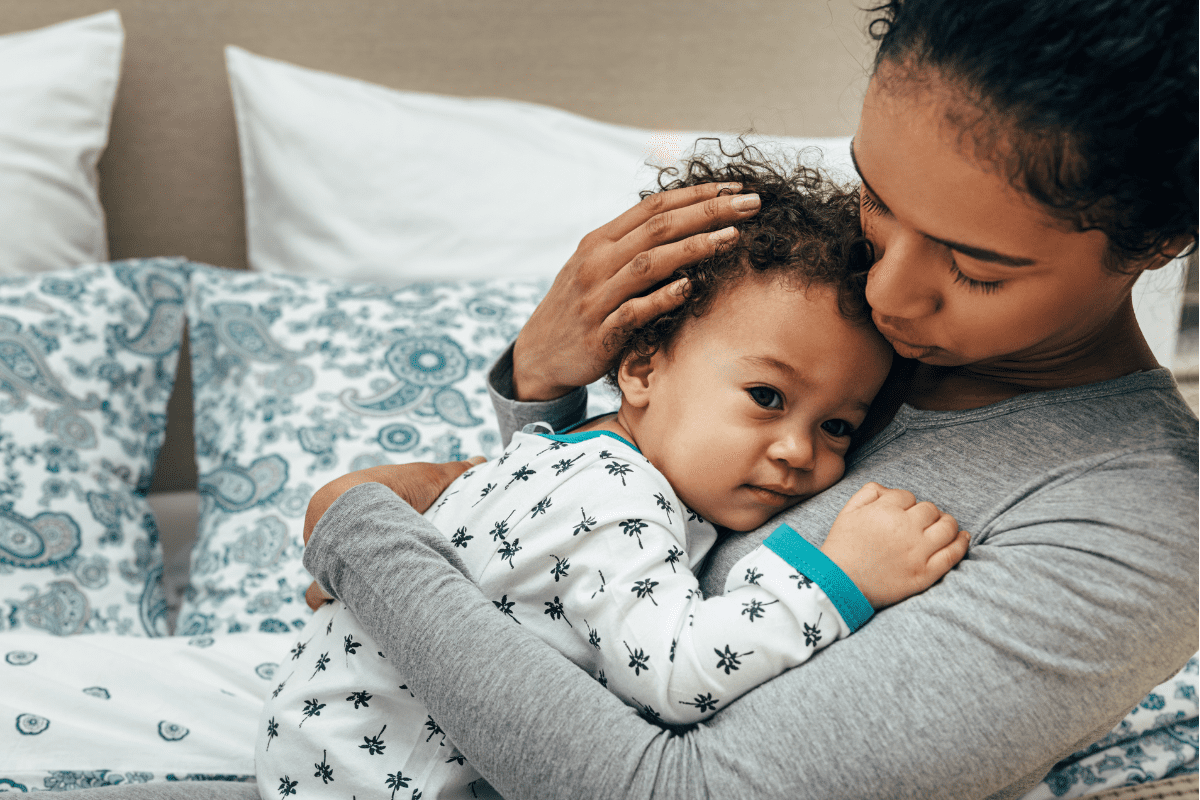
xmin=486 ymin=345 xmax=588 ymax=447
xmin=306 ymin=451 xmax=1197 ymax=800
xmin=302 ymin=459 xmax=483 ymax=544
xmin=302 ymin=459 xmax=481 ymax=609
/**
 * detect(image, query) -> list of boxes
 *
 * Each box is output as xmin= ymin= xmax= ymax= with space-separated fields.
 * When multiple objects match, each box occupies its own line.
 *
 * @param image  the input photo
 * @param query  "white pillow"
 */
xmin=0 ymin=12 xmax=123 ymax=274
xmin=226 ymin=46 xmax=852 ymax=285
xmin=225 ymin=46 xmax=1184 ymax=366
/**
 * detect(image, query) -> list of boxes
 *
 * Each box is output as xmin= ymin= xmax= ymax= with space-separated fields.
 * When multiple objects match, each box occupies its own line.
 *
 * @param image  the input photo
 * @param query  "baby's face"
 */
xmin=624 ymin=277 xmax=892 ymax=531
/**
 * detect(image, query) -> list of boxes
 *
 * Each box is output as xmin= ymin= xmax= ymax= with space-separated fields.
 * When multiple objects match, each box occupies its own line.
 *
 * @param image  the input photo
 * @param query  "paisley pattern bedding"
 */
xmin=0 ymin=259 xmax=188 ymax=637
xmin=175 ymin=265 xmax=549 ymax=636
xmin=0 ymin=633 xmax=1192 ymax=795
xmin=0 ymin=631 xmax=281 ymax=790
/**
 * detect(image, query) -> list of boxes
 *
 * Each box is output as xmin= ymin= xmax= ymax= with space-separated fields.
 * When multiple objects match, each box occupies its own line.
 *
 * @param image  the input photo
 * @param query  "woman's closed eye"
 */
xmin=860 ymin=187 xmax=890 ymax=217
xmin=862 ymin=183 xmax=1004 ymax=294
xmin=949 ymin=262 xmax=1004 ymax=294
xmin=747 ymin=386 xmax=783 ymax=409
xmin=820 ymin=419 xmax=854 ymax=437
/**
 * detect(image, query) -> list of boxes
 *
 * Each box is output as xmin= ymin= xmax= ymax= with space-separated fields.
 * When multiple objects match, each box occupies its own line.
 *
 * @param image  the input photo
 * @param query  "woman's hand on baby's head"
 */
xmin=512 ymin=182 xmax=760 ymax=402
xmin=821 ymin=482 xmax=971 ymax=610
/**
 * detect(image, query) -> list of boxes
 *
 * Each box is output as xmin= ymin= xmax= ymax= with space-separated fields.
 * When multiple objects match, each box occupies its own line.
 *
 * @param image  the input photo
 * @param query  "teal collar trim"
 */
xmin=538 ymin=429 xmax=640 ymax=453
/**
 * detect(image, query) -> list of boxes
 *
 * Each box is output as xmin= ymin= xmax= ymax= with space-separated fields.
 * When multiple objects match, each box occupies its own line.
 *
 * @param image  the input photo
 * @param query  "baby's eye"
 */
xmin=821 ymin=419 xmax=854 ymax=437
xmin=747 ymin=387 xmax=783 ymax=409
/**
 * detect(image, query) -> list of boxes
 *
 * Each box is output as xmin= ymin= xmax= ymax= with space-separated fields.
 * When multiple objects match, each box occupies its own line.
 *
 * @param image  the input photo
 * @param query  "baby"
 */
xmin=257 ymin=150 xmax=969 ymax=800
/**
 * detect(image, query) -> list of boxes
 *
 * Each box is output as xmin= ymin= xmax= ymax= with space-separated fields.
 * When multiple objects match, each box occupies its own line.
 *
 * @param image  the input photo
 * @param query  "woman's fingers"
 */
xmin=305 ymin=580 xmax=332 ymax=611
xmin=617 ymin=187 xmax=757 ymax=253
xmin=396 ymin=459 xmax=483 ymax=514
xmin=606 ymin=194 xmax=760 ymax=297
xmin=512 ymin=183 xmax=760 ymax=401
xmin=599 ymin=225 xmax=739 ymax=313
xmin=599 ymin=277 xmax=690 ymax=346
xmin=597 ymin=181 xmax=743 ymax=244
xmin=304 ymin=458 xmax=485 ymax=544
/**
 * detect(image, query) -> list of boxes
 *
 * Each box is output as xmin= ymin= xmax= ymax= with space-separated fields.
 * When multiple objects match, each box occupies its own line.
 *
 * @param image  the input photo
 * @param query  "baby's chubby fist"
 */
xmin=820 ymin=482 xmax=970 ymax=609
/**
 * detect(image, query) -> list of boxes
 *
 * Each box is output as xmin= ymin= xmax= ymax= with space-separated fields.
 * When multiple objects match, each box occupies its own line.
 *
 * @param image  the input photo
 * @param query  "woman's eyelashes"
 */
xmin=820 ymin=419 xmax=854 ymax=437
xmin=859 ymin=187 xmax=889 ymax=217
xmin=747 ymin=386 xmax=783 ymax=409
xmin=861 ymin=185 xmax=1004 ymax=294
xmin=949 ymin=262 xmax=1004 ymax=294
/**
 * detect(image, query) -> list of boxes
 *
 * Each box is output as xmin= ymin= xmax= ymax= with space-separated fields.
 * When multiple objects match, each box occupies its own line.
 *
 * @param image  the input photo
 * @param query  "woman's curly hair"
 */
xmin=604 ymin=143 xmax=873 ymax=390
xmin=867 ymin=0 xmax=1198 ymax=266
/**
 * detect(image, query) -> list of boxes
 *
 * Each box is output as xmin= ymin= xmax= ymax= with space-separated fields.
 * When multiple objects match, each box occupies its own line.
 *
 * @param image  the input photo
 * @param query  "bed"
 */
xmin=0 ymin=4 xmax=1194 ymax=797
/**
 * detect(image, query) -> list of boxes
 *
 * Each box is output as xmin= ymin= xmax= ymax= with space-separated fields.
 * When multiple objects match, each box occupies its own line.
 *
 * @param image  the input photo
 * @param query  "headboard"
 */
xmin=0 ymin=1 xmax=875 ymax=490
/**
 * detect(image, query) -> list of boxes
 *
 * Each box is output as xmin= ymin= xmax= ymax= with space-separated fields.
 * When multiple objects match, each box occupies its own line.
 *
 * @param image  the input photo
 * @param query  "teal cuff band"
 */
xmin=763 ymin=523 xmax=874 ymax=632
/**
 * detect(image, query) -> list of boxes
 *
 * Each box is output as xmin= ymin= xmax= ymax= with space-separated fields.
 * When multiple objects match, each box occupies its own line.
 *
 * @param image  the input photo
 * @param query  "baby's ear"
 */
xmin=617 ymin=351 xmax=655 ymax=408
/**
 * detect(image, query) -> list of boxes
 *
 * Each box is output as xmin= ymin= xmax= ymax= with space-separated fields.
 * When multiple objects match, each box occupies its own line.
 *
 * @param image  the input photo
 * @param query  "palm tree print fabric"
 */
xmin=0 ymin=259 xmax=189 ymax=637
xmin=258 ymin=429 xmax=856 ymax=797
xmin=177 ymin=265 xmax=546 ymax=636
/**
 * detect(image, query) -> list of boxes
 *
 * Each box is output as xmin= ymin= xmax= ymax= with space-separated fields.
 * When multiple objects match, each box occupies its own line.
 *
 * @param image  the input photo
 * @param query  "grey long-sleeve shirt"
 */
xmin=305 ymin=357 xmax=1198 ymax=800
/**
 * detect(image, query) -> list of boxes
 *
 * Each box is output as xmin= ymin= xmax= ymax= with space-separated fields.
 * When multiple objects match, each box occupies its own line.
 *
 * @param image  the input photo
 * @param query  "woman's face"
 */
xmin=852 ymin=66 xmax=1148 ymax=375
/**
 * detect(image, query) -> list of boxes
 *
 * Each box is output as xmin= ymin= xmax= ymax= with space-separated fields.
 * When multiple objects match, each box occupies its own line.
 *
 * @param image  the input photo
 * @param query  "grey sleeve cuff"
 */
xmin=487 ymin=342 xmax=589 ymax=446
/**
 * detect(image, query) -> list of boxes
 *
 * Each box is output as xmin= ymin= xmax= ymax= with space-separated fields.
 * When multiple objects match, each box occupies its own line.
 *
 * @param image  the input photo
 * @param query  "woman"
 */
xmin=297 ymin=1 xmax=1198 ymax=798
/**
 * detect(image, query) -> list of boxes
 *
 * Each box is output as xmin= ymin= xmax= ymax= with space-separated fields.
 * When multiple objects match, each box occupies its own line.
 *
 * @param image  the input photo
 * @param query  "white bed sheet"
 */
xmin=2 ymin=632 xmax=283 ymax=789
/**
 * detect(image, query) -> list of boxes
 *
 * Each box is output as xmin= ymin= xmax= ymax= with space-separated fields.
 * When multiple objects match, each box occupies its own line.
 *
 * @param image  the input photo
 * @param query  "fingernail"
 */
xmin=671 ymin=277 xmax=690 ymax=296
xmin=709 ymin=227 xmax=737 ymax=245
xmin=732 ymin=193 xmax=760 ymax=211
xmin=468 ymin=455 xmax=486 ymax=465
xmin=718 ymin=182 xmax=742 ymax=193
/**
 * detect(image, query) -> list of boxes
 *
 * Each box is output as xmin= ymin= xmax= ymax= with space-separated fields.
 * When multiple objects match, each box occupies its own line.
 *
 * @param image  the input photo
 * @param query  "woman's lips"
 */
xmin=873 ymin=315 xmax=939 ymax=357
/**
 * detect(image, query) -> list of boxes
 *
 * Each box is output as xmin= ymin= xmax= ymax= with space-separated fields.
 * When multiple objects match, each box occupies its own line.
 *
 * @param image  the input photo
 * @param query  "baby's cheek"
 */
xmin=816 ymin=454 xmax=848 ymax=494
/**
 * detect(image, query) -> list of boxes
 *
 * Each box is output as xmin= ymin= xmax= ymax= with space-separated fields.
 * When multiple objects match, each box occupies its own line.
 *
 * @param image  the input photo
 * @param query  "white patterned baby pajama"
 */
xmin=256 ymin=428 xmax=874 ymax=799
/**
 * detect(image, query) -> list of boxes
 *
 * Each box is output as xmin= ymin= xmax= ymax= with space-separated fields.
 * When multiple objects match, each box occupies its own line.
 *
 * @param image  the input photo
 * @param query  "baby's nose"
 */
xmin=771 ymin=432 xmax=815 ymax=470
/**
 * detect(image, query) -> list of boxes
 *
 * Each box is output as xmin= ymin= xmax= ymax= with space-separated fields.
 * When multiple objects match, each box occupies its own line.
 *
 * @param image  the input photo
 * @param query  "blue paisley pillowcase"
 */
xmin=176 ymin=265 xmax=548 ymax=635
xmin=0 ymin=259 xmax=188 ymax=636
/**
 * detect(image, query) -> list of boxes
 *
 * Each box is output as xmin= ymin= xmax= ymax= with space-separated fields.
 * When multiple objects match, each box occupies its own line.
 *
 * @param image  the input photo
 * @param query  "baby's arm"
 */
xmin=540 ymin=463 xmax=958 ymax=726
xmin=578 ymin=480 xmax=968 ymax=725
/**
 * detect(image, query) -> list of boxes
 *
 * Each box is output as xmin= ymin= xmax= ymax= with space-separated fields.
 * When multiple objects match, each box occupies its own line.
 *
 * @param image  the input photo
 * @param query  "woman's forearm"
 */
xmin=306 ymin=475 xmax=1196 ymax=800
xmin=487 ymin=344 xmax=589 ymax=445
xmin=304 ymin=482 xmax=1118 ymax=800
xmin=303 ymin=482 xmax=681 ymax=799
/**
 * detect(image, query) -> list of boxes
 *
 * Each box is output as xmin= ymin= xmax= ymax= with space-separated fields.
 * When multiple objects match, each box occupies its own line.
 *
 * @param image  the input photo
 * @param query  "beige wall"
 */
xmin=2 ymin=1 xmax=874 ymax=271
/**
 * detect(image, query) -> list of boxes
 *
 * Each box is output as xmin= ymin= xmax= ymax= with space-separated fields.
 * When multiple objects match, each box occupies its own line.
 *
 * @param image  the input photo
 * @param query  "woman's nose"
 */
xmin=864 ymin=233 xmax=941 ymax=320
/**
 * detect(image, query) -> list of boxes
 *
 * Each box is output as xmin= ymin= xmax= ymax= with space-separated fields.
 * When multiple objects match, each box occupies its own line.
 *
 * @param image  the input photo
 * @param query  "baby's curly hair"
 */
xmin=605 ymin=143 xmax=873 ymax=390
